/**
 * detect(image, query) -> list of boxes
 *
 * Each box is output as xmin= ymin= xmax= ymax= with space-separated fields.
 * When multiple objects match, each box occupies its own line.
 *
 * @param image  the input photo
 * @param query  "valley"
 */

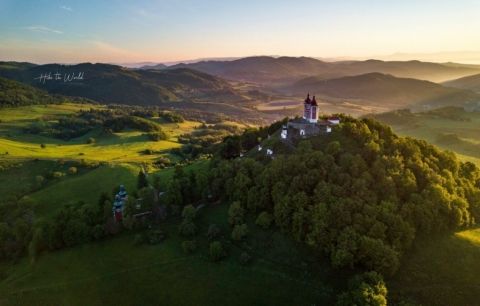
xmin=1 ymin=57 xmax=480 ymax=306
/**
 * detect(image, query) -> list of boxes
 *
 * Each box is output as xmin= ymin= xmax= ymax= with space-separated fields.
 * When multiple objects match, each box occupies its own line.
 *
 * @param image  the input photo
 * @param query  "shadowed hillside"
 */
xmin=0 ymin=76 xmax=91 ymax=107
xmin=444 ymin=73 xmax=480 ymax=93
xmin=0 ymin=62 xmax=247 ymax=106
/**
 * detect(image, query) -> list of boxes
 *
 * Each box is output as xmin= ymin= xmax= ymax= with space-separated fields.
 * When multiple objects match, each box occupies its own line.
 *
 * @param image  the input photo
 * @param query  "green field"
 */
xmin=0 ymin=104 xmax=200 ymax=162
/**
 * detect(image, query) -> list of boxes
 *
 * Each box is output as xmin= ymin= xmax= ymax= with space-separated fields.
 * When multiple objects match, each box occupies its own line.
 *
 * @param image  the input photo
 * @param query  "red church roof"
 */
xmin=311 ymin=95 xmax=318 ymax=106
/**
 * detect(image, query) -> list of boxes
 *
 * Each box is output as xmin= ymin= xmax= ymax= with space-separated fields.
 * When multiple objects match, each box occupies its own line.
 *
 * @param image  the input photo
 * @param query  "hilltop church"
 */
xmin=281 ymin=94 xmax=340 ymax=140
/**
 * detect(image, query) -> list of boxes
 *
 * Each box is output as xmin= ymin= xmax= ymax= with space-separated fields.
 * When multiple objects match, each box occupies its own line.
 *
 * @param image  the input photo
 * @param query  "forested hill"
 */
xmin=0 ymin=76 xmax=63 ymax=107
xmin=180 ymin=116 xmax=480 ymax=303
xmin=0 ymin=62 xmax=246 ymax=106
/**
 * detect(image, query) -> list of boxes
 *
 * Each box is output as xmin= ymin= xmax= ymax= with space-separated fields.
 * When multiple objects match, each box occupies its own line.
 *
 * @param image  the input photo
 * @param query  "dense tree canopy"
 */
xmin=207 ymin=116 xmax=480 ymax=276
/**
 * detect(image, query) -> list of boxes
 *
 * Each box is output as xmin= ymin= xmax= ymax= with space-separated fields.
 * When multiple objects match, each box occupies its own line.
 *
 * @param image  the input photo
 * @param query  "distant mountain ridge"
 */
xmin=168 ymin=56 xmax=480 ymax=84
xmin=139 ymin=63 xmax=167 ymax=70
xmin=291 ymin=72 xmax=480 ymax=110
xmin=0 ymin=62 xmax=246 ymax=106
xmin=443 ymin=73 xmax=480 ymax=93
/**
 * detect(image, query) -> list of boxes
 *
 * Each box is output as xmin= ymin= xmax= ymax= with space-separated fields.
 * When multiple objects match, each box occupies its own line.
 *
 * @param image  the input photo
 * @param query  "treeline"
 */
xmin=174 ymin=122 xmax=245 ymax=160
xmin=0 ymin=76 xmax=61 ymax=107
xmin=0 ymin=169 xmax=158 ymax=262
xmin=0 ymin=76 xmax=93 ymax=107
xmin=25 ymin=108 xmax=172 ymax=140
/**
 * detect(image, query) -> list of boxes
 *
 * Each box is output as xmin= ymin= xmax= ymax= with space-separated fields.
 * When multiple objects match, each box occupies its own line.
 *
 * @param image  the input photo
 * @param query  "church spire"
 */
xmin=304 ymin=93 xmax=311 ymax=104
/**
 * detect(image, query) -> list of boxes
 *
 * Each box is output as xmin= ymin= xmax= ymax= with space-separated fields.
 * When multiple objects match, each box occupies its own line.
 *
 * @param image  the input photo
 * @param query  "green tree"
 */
xmin=137 ymin=170 xmax=149 ymax=189
xmin=182 ymin=240 xmax=196 ymax=254
xmin=207 ymin=224 xmax=221 ymax=241
xmin=209 ymin=241 xmax=226 ymax=262
xmin=255 ymin=211 xmax=273 ymax=229
xmin=228 ymin=201 xmax=245 ymax=226
xmin=182 ymin=205 xmax=197 ymax=222
xmin=179 ymin=220 xmax=197 ymax=237
xmin=336 ymin=272 xmax=387 ymax=306
xmin=231 ymin=224 xmax=248 ymax=241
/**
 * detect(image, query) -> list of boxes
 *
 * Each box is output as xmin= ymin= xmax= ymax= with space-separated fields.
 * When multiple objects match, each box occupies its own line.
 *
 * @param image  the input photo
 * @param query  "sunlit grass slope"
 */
xmin=0 ymin=104 xmax=198 ymax=162
xmin=389 ymin=227 xmax=480 ymax=305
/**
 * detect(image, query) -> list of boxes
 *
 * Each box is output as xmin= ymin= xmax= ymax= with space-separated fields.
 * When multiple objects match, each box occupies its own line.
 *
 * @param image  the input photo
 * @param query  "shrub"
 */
xmin=147 ymin=131 xmax=168 ymax=141
xmin=91 ymin=224 xmax=105 ymax=240
xmin=231 ymin=224 xmax=248 ymax=241
xmin=40 ymin=143 xmax=46 ymax=148
xmin=147 ymin=230 xmax=166 ymax=244
xmin=67 ymin=167 xmax=78 ymax=175
xmin=52 ymin=171 xmax=65 ymax=178
xmin=134 ymin=233 xmax=146 ymax=245
xmin=207 ymin=224 xmax=221 ymax=241
xmin=239 ymin=252 xmax=252 ymax=265
xmin=182 ymin=205 xmax=197 ymax=222
xmin=122 ymin=215 xmax=135 ymax=230
xmin=86 ymin=137 xmax=95 ymax=144
xmin=228 ymin=201 xmax=245 ymax=225
xmin=336 ymin=271 xmax=387 ymax=306
xmin=209 ymin=241 xmax=226 ymax=262
xmin=179 ymin=220 xmax=197 ymax=237
xmin=182 ymin=240 xmax=197 ymax=254
xmin=35 ymin=175 xmax=45 ymax=186
xmin=255 ymin=211 xmax=273 ymax=229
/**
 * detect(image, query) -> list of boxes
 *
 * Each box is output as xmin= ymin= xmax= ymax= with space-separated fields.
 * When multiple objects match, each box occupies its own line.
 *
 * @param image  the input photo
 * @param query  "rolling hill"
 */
xmin=0 ymin=62 xmax=247 ymax=106
xmin=168 ymin=56 xmax=480 ymax=85
xmin=290 ymin=72 xmax=480 ymax=110
xmin=170 ymin=56 xmax=332 ymax=84
xmin=443 ymin=73 xmax=480 ymax=93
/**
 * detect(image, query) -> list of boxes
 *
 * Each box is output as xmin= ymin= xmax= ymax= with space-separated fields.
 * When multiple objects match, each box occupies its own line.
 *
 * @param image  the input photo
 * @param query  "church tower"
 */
xmin=309 ymin=96 xmax=318 ymax=123
xmin=303 ymin=93 xmax=311 ymax=120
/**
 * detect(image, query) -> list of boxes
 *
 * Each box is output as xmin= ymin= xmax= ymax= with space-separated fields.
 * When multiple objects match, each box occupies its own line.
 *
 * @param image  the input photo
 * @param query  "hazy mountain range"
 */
xmin=144 ymin=56 xmax=480 ymax=84
xmin=290 ymin=72 xmax=480 ymax=110
xmin=1 ymin=56 xmax=480 ymax=114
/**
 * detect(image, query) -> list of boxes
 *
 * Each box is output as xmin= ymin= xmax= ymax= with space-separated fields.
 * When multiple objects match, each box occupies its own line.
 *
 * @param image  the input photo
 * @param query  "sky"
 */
xmin=1 ymin=0 xmax=480 ymax=64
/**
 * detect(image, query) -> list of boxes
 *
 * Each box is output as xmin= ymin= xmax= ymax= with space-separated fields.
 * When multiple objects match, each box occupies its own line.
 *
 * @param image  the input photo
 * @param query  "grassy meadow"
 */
xmin=0 ymin=104 xmax=201 ymax=163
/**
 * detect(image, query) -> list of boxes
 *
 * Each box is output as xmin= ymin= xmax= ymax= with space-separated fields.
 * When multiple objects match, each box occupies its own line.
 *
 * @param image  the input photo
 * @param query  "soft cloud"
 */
xmin=25 ymin=26 xmax=63 ymax=34
xmin=60 ymin=5 xmax=73 ymax=12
